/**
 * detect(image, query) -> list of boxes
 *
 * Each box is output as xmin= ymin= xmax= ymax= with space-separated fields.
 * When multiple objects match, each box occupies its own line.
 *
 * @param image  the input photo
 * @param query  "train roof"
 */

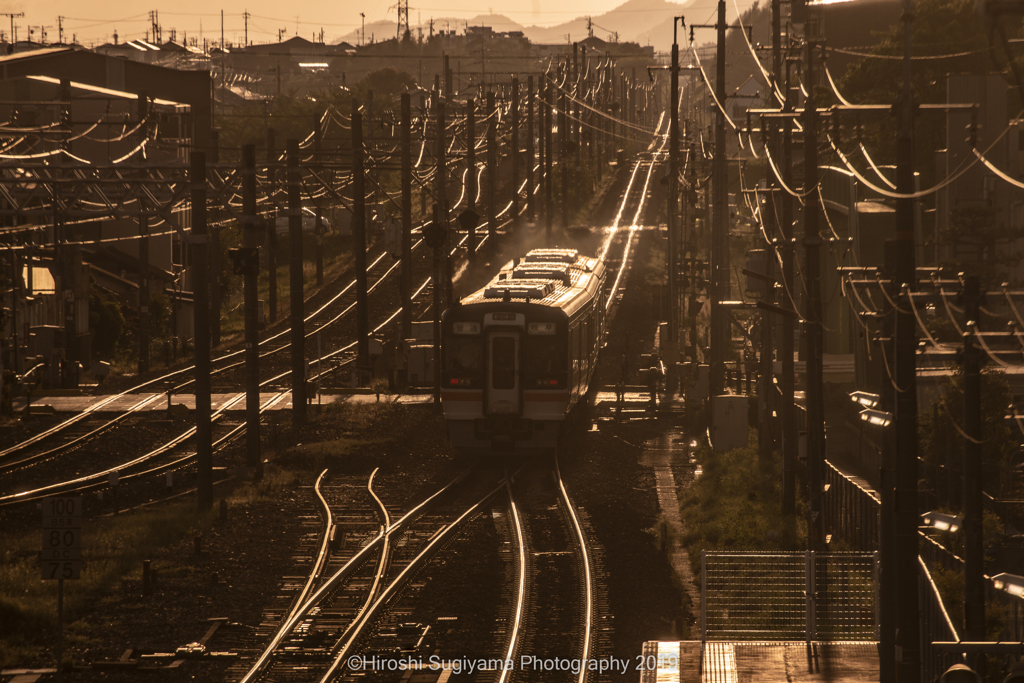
xmin=458 ymin=248 xmax=605 ymax=317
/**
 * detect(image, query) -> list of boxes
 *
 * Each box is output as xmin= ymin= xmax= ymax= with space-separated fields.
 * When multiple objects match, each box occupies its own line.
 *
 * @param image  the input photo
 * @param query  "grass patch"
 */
xmin=0 ymin=466 xmax=306 ymax=668
xmin=679 ymin=429 xmax=804 ymax=576
xmin=0 ymin=501 xmax=212 ymax=667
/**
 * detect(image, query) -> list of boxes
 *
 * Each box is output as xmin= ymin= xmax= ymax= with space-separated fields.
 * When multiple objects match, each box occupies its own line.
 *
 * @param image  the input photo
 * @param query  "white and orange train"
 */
xmin=441 ymin=248 xmax=608 ymax=452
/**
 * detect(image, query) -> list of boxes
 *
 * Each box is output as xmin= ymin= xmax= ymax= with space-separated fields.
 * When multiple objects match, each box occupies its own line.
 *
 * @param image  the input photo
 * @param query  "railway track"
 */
xmin=502 ymin=454 xmax=595 ymax=683
xmin=0 ymin=148 xmax=539 ymax=494
xmin=0 ymin=211 xmax=511 ymax=507
xmin=220 ymin=466 xmax=507 ymax=683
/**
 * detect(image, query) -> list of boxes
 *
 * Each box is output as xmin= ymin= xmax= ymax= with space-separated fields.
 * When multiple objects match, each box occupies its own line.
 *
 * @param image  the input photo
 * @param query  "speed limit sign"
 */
xmin=41 ymin=497 xmax=83 ymax=580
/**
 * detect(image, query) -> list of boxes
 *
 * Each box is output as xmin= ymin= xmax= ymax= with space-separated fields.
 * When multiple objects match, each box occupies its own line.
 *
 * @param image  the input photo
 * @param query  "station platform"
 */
xmin=640 ymin=641 xmax=879 ymax=682
xmin=10 ymin=390 xmax=435 ymax=414
xmin=13 ymin=387 xmax=670 ymax=416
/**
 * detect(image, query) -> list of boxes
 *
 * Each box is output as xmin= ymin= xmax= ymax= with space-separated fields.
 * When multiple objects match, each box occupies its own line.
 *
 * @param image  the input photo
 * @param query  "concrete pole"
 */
xmin=241 ymin=145 xmax=261 ymax=477
xmin=191 ymin=152 xmax=213 ymax=512
xmin=287 ymin=139 xmax=306 ymax=428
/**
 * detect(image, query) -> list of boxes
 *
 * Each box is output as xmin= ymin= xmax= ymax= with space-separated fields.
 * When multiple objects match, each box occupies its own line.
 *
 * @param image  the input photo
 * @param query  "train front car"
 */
xmin=441 ymin=248 xmax=606 ymax=453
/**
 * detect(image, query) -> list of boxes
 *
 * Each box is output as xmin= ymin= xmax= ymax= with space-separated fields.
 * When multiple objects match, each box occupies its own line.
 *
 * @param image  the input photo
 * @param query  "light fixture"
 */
xmin=859 ymin=408 xmax=892 ymax=427
xmin=921 ymin=511 xmax=962 ymax=533
xmin=850 ymin=391 xmax=880 ymax=408
xmin=992 ymin=573 xmax=1024 ymax=598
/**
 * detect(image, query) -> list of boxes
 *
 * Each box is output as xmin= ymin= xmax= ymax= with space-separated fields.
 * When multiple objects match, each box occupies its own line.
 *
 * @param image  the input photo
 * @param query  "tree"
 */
xmin=921 ymin=367 xmax=1017 ymax=504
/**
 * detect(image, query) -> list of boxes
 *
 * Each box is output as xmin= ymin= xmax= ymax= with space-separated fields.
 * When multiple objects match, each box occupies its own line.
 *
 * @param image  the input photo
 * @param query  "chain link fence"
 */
xmin=701 ymin=551 xmax=878 ymax=642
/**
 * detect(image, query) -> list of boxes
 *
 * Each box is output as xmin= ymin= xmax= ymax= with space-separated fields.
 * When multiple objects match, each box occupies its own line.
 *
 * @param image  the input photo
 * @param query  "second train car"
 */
xmin=441 ymin=248 xmax=607 ymax=451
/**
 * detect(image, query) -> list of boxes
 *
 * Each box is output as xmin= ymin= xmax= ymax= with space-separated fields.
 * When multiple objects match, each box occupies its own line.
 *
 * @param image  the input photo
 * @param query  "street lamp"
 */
xmin=921 ymin=511 xmax=962 ymax=533
xmin=992 ymin=573 xmax=1024 ymax=598
xmin=850 ymin=390 xmax=880 ymax=408
xmin=860 ymin=408 xmax=893 ymax=427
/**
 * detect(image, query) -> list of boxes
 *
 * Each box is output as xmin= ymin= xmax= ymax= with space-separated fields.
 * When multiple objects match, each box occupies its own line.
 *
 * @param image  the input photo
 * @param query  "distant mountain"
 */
xmin=334 ymin=0 xmax=760 ymax=54
xmin=524 ymin=0 xmax=686 ymax=48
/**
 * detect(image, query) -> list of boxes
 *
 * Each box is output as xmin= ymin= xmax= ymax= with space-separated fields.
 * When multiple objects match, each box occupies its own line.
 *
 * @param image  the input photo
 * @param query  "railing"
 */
xmin=824 ymin=460 xmax=880 ymax=551
xmin=919 ymin=533 xmax=1024 ymax=641
xmin=919 ymin=556 xmax=961 ymax=683
xmin=701 ymin=551 xmax=877 ymax=642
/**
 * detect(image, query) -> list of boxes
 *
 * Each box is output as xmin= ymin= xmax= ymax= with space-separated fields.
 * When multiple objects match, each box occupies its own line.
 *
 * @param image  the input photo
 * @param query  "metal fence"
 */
xmin=701 ymin=551 xmax=878 ymax=642
xmin=919 ymin=556 xmax=961 ymax=683
xmin=824 ymin=461 xmax=880 ymax=551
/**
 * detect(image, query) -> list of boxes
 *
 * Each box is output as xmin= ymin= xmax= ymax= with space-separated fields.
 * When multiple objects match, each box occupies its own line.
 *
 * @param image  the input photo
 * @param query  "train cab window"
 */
xmin=492 ymin=336 xmax=517 ymax=389
xmin=524 ymin=331 xmax=567 ymax=389
xmin=445 ymin=336 xmax=482 ymax=387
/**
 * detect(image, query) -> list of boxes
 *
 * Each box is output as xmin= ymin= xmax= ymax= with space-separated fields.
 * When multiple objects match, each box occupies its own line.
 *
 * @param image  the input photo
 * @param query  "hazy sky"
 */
xmin=13 ymin=0 xmax=704 ymax=46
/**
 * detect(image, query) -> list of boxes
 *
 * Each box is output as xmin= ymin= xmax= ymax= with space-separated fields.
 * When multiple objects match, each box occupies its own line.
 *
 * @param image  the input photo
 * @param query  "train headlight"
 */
xmin=452 ymin=322 xmax=480 ymax=334
xmin=528 ymin=322 xmax=556 ymax=335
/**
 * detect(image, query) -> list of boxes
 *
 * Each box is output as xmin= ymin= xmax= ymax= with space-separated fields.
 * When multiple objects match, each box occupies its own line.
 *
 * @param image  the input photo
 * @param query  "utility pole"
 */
xmin=192 ymin=152 xmax=213 ymax=512
xmin=668 ymin=17 xmax=683 ymax=371
xmin=770 ymin=0 xmax=796 ymax=517
xmin=693 ymin=4 xmax=744 ymax=401
xmin=559 ymin=76 xmax=568 ymax=229
xmin=711 ymin=0 xmax=729 ymax=399
xmin=544 ymin=80 xmax=553 ymax=234
xmin=526 ymin=75 xmax=535 ymax=223
xmin=244 ymin=10 xmax=250 ymax=46
xmin=352 ymin=101 xmax=370 ymax=383
xmin=781 ymin=67 xmax=797 ymax=514
xmin=893 ymin=0 xmax=920 ymax=677
xmin=962 ymin=275 xmax=985 ymax=642
xmin=2 ymin=13 xmax=23 ymax=46
xmin=802 ymin=42 xmax=826 ymax=553
xmin=313 ymin=118 xmax=323 ymax=286
xmin=466 ymin=97 xmax=477 ymax=253
xmin=487 ymin=91 xmax=497 ymax=240
xmin=538 ymin=79 xmax=546 ymax=228
xmin=267 ymin=128 xmax=278 ymax=324
xmin=138 ymin=212 xmax=149 ymax=375
xmin=400 ymin=93 xmax=413 ymax=342
xmin=436 ymin=94 xmax=450 ymax=308
xmin=287 ymin=139 xmax=306 ymax=428
xmin=879 ymin=242 xmax=898 ymax=683
xmin=209 ymin=131 xmax=222 ymax=348
xmin=511 ymin=77 xmax=520 ymax=229
xmin=240 ymin=145 xmax=261 ymax=478
xmin=136 ymin=95 xmax=149 ymax=376
xmin=431 ymin=202 xmax=443 ymax=405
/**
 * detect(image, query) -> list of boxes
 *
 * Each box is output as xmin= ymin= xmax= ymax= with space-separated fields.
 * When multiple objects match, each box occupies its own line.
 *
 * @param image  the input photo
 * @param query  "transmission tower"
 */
xmin=397 ymin=0 xmax=410 ymax=40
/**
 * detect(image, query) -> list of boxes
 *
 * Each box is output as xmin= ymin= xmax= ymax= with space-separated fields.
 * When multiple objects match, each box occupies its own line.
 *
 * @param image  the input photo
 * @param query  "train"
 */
xmin=440 ymin=248 xmax=608 ymax=452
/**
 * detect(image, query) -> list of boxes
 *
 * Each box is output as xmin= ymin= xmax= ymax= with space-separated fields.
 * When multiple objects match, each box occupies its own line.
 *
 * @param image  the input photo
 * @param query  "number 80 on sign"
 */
xmin=41 ymin=497 xmax=83 ymax=581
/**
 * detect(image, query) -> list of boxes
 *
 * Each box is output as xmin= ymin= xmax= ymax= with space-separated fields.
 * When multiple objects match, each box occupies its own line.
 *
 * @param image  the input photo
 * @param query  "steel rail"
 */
xmin=499 ymin=470 xmax=528 ymax=683
xmin=236 ymin=466 xmax=394 ymax=683
xmin=316 ymin=470 xmax=515 ymax=683
xmin=0 ymin=393 xmax=163 ymax=471
xmin=236 ymin=468 xmax=473 ymax=683
xmin=556 ymin=452 xmax=594 ymax=683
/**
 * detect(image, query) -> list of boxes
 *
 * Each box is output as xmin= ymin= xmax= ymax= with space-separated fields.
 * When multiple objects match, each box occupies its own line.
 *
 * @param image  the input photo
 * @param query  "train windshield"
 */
xmin=524 ymin=334 xmax=566 ymax=389
xmin=491 ymin=336 xmax=517 ymax=389
xmin=445 ymin=336 xmax=482 ymax=386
